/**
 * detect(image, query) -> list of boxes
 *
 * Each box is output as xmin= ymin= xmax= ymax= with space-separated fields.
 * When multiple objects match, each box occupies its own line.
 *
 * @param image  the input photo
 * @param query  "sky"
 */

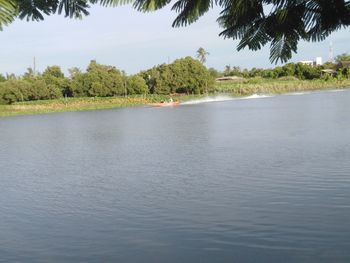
xmin=1 ymin=4 xmax=349 ymax=76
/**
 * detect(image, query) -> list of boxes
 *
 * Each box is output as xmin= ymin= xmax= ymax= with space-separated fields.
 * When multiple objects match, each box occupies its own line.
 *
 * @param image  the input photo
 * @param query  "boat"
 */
xmin=149 ymin=101 xmax=180 ymax=107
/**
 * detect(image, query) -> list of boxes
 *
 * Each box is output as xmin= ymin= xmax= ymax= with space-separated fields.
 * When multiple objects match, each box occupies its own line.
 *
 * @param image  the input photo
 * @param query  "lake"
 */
xmin=1 ymin=90 xmax=350 ymax=262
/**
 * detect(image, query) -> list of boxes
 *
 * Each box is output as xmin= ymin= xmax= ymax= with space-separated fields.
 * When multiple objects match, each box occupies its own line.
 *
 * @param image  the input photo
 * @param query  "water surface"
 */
xmin=1 ymin=90 xmax=350 ymax=262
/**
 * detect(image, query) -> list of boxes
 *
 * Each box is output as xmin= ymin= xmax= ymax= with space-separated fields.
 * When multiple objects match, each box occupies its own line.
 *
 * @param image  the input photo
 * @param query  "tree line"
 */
xmin=0 ymin=56 xmax=213 ymax=104
xmin=1 ymin=53 xmax=350 ymax=105
xmin=209 ymin=53 xmax=350 ymax=80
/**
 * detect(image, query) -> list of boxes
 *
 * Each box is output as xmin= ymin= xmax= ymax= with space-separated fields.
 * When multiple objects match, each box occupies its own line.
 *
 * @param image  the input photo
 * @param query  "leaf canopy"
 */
xmin=1 ymin=0 xmax=349 ymax=63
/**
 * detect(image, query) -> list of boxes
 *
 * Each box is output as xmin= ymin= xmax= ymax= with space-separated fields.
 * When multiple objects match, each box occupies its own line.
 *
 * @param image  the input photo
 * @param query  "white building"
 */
xmin=315 ymin=57 xmax=323 ymax=65
xmin=299 ymin=60 xmax=314 ymax=66
xmin=299 ymin=57 xmax=323 ymax=66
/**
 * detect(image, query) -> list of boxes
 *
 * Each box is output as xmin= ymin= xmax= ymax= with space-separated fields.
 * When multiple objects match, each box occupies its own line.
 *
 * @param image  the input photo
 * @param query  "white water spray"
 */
xmin=239 ymin=94 xmax=274 ymax=100
xmin=181 ymin=94 xmax=273 ymax=105
xmin=181 ymin=96 xmax=234 ymax=105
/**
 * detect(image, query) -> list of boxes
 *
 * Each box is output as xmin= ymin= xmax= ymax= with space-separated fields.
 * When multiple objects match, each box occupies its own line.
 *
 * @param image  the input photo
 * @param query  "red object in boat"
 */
xmin=149 ymin=101 xmax=180 ymax=107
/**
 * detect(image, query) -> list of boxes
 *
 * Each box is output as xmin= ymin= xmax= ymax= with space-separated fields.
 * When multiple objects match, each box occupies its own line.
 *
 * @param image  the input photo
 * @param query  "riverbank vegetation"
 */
xmin=1 ymin=54 xmax=350 ymax=116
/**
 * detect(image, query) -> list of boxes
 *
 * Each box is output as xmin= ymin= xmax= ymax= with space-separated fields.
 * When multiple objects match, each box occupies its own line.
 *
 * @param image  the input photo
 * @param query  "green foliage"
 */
xmin=321 ymin=62 xmax=337 ymax=70
xmin=1 ymin=56 xmax=350 ymax=105
xmin=170 ymin=56 xmax=214 ymax=94
xmin=339 ymin=66 xmax=350 ymax=78
xmin=0 ymin=73 xmax=5 ymax=82
xmin=1 ymin=1 xmax=349 ymax=63
xmin=0 ymin=73 xmax=63 ymax=104
xmin=0 ymin=80 xmax=30 ymax=104
xmin=70 ymin=60 xmax=124 ymax=97
xmin=42 ymin=65 xmax=71 ymax=96
xmin=0 ymin=0 xmax=16 ymax=30
xmin=196 ymin=47 xmax=209 ymax=64
xmin=224 ymin=66 xmax=243 ymax=77
xmin=336 ymin=53 xmax=350 ymax=63
xmin=208 ymin=67 xmax=220 ymax=79
xmin=43 ymin=65 xmax=64 ymax=79
xmin=141 ymin=56 xmax=214 ymax=95
xmin=127 ymin=75 xmax=148 ymax=95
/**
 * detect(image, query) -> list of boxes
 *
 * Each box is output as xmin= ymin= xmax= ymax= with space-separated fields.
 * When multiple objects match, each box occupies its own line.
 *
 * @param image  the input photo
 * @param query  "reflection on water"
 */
xmin=1 ymin=90 xmax=350 ymax=262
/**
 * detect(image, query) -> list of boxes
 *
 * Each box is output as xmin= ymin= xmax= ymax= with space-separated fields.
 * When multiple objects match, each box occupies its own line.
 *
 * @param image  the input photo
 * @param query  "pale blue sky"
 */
xmin=1 ymin=4 xmax=349 ymax=76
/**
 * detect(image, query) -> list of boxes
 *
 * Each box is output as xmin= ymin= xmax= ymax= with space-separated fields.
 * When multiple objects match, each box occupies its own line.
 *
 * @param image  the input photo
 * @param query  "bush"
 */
xmin=70 ymin=60 xmax=124 ymax=97
xmin=140 ymin=56 xmax=214 ymax=95
xmin=127 ymin=75 xmax=148 ymax=95
xmin=0 ymin=80 xmax=31 ymax=104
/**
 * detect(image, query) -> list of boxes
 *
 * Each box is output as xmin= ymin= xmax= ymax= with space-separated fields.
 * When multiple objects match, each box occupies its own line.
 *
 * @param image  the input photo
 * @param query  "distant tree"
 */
xmin=68 ymin=67 xmax=82 ymax=78
xmin=208 ymin=67 xmax=220 ymax=78
xmin=168 ymin=56 xmax=214 ymax=94
xmin=248 ymin=68 xmax=264 ymax=78
xmin=281 ymin=63 xmax=295 ymax=77
xmin=272 ymin=66 xmax=284 ymax=78
xmin=69 ymin=71 xmax=86 ymax=97
xmin=223 ymin=65 xmax=231 ymax=76
xmin=23 ymin=67 xmax=35 ymax=79
xmin=70 ymin=60 xmax=124 ymax=97
xmin=43 ymin=65 xmax=64 ymax=79
xmin=127 ymin=75 xmax=148 ymax=95
xmin=140 ymin=56 xmax=214 ymax=94
xmin=261 ymin=69 xmax=278 ymax=79
xmin=196 ymin=47 xmax=209 ymax=64
xmin=320 ymin=62 xmax=337 ymax=70
xmin=232 ymin=66 xmax=243 ymax=76
xmin=336 ymin=53 xmax=350 ymax=62
xmin=42 ymin=65 xmax=69 ymax=97
xmin=25 ymin=78 xmax=51 ymax=100
xmin=6 ymin=73 xmax=17 ymax=80
xmin=0 ymin=80 xmax=30 ymax=104
xmin=0 ymin=73 xmax=5 ymax=82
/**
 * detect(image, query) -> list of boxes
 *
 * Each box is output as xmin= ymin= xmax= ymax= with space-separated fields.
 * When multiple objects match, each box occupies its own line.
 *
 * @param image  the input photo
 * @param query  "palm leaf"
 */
xmin=171 ymin=0 xmax=211 ymax=27
xmin=133 ymin=0 xmax=171 ymax=11
xmin=0 ymin=0 xmax=17 ymax=30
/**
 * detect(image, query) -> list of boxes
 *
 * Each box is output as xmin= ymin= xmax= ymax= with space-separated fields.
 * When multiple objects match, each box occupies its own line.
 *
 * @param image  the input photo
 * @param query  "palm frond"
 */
xmin=133 ymin=0 xmax=171 ymax=11
xmin=92 ymin=0 xmax=134 ymax=7
xmin=171 ymin=0 xmax=212 ymax=27
xmin=0 ymin=0 xmax=17 ymax=30
xmin=269 ymin=33 xmax=298 ymax=63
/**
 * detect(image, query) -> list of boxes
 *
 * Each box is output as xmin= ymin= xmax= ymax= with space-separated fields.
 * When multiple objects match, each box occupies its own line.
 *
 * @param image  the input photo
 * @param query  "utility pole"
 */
xmin=329 ymin=41 xmax=334 ymax=63
xmin=124 ymin=79 xmax=127 ymax=98
xmin=33 ymin=56 xmax=36 ymax=76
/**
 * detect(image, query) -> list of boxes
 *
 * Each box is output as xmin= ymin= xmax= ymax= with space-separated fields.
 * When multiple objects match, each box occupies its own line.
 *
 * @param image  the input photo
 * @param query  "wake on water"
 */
xmin=181 ymin=96 xmax=234 ymax=105
xmin=239 ymin=94 xmax=273 ymax=100
xmin=181 ymin=94 xmax=273 ymax=105
xmin=286 ymin=89 xmax=345 ymax=96
xmin=181 ymin=89 xmax=347 ymax=105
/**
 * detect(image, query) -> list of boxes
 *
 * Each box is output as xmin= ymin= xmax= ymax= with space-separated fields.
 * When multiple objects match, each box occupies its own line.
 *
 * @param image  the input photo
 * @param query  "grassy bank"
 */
xmin=215 ymin=77 xmax=350 ymax=96
xmin=1 ymin=78 xmax=350 ymax=117
xmin=0 ymin=95 xmax=199 ymax=117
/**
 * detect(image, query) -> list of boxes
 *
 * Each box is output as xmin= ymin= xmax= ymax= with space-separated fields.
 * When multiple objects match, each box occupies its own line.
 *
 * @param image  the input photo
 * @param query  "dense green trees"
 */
xmin=1 ymin=1 xmax=349 ymax=63
xmin=0 ymin=56 xmax=215 ymax=104
xmin=336 ymin=53 xmax=350 ymax=62
xmin=0 ymin=77 xmax=62 ymax=104
xmin=140 ymin=56 xmax=214 ymax=95
xmin=70 ymin=60 xmax=125 ymax=97
xmin=0 ymin=65 xmax=66 ymax=104
xmin=223 ymin=62 xmax=325 ymax=80
xmin=127 ymin=75 xmax=148 ymax=95
xmin=1 ymin=54 xmax=349 ymax=105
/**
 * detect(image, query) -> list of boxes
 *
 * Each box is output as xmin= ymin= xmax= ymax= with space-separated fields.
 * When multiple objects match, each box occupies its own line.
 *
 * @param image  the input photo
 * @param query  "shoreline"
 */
xmin=1 ymin=80 xmax=349 ymax=117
